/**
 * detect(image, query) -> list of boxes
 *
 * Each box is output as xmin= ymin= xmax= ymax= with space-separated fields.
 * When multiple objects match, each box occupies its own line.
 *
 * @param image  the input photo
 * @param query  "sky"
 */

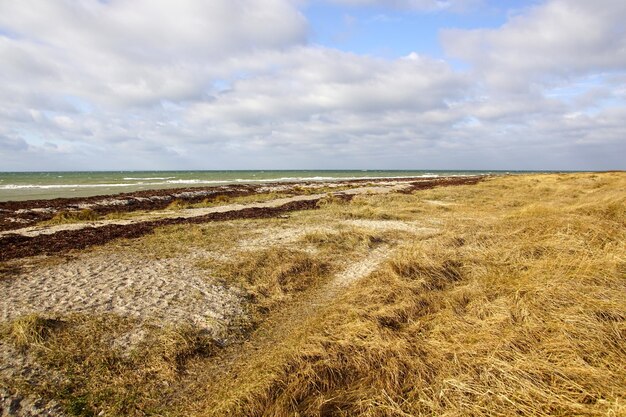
xmin=0 ymin=0 xmax=625 ymax=171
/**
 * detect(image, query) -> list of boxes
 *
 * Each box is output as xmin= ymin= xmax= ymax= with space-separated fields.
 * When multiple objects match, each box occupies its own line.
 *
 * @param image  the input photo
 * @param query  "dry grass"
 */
xmin=317 ymin=192 xmax=448 ymax=221
xmin=193 ymin=172 xmax=626 ymax=417
xmin=167 ymin=192 xmax=293 ymax=210
xmin=42 ymin=208 xmax=101 ymax=225
xmin=200 ymin=247 xmax=332 ymax=319
xmin=5 ymin=314 xmax=62 ymax=349
xmin=302 ymin=228 xmax=385 ymax=253
xmin=108 ymin=221 xmax=259 ymax=259
xmin=1 ymin=314 xmax=218 ymax=416
xmin=2 ymin=172 xmax=625 ymax=417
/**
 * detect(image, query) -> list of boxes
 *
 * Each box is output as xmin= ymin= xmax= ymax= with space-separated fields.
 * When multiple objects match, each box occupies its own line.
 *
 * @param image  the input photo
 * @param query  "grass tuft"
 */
xmin=302 ymin=228 xmax=385 ymax=253
xmin=44 ymin=209 xmax=100 ymax=225
xmin=142 ymin=325 xmax=218 ymax=378
xmin=6 ymin=314 xmax=62 ymax=349
xmin=205 ymin=248 xmax=331 ymax=316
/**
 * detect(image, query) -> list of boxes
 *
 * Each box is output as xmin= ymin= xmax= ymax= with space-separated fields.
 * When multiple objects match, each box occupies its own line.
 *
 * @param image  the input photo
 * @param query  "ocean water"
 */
xmin=0 ymin=170 xmax=512 ymax=202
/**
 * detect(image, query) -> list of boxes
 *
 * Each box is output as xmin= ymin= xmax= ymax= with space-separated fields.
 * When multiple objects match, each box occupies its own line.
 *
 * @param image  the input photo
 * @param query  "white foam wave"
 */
xmin=0 ymin=174 xmax=468 ymax=191
xmin=123 ymin=177 xmax=176 ymax=180
xmin=165 ymin=179 xmax=227 ymax=184
xmin=0 ymin=183 xmax=148 ymax=190
xmin=164 ymin=175 xmax=442 ymax=185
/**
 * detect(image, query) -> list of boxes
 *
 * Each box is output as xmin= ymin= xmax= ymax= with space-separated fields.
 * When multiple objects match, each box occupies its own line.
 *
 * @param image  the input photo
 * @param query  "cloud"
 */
xmin=0 ymin=134 xmax=29 ymax=151
xmin=0 ymin=0 xmax=624 ymax=171
xmin=441 ymin=0 xmax=626 ymax=90
xmin=0 ymin=0 xmax=308 ymax=106
xmin=187 ymin=49 xmax=467 ymax=125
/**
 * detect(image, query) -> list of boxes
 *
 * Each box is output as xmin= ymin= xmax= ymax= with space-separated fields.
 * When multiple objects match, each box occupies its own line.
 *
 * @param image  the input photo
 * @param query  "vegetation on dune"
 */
xmin=1 ymin=172 xmax=624 ymax=416
xmin=1 ymin=314 xmax=218 ymax=416
xmin=166 ymin=191 xmax=293 ymax=210
xmin=302 ymin=228 xmax=386 ymax=253
xmin=203 ymin=247 xmax=333 ymax=317
xmin=198 ymin=172 xmax=626 ymax=417
xmin=43 ymin=208 xmax=101 ymax=225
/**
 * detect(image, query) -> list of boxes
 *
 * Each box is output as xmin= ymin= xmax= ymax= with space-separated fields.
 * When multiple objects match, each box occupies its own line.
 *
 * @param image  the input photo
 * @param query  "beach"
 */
xmin=0 ymin=172 xmax=624 ymax=416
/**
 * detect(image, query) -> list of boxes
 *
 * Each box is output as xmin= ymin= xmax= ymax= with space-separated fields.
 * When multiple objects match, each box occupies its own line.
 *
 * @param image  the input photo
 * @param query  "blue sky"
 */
xmin=0 ymin=0 xmax=624 ymax=171
xmin=305 ymin=1 xmax=534 ymax=59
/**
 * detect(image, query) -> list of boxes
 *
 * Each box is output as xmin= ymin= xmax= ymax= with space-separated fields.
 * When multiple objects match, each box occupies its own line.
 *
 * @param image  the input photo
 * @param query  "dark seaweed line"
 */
xmin=0 ymin=176 xmax=485 ymax=262
xmin=0 ymin=199 xmax=320 ymax=262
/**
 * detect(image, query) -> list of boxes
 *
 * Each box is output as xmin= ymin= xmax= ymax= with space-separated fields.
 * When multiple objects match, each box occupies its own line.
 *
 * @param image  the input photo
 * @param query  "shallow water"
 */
xmin=0 ymin=170 xmax=525 ymax=201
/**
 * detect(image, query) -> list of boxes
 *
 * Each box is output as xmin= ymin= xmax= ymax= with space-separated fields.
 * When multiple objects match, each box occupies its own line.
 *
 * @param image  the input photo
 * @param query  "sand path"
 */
xmin=172 ymin=245 xmax=392 ymax=415
xmin=177 ymin=244 xmax=394 ymax=414
xmin=179 ymin=219 xmax=439 ymax=414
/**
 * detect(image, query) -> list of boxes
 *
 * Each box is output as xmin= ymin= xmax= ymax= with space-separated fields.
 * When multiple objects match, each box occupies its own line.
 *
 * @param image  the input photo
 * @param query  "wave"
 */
xmin=0 ymin=183 xmax=151 ymax=190
xmin=166 ymin=174 xmax=442 ymax=184
xmin=0 ymin=173 xmax=470 ymax=191
xmin=123 ymin=177 xmax=176 ymax=180
xmin=164 ymin=179 xmax=230 ymax=184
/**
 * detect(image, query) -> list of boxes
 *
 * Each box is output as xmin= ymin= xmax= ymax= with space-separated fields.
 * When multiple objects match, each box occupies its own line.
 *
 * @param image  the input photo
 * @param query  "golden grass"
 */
xmin=301 ymin=228 xmax=386 ymax=254
xmin=193 ymin=172 xmax=626 ymax=417
xmin=6 ymin=314 xmax=62 ymax=349
xmin=166 ymin=192 xmax=293 ymax=210
xmin=108 ymin=221 xmax=258 ymax=259
xmin=1 ymin=314 xmax=218 ymax=416
xmin=202 ymin=247 xmax=332 ymax=317
xmin=42 ymin=208 xmax=100 ymax=225
xmin=2 ymin=172 xmax=625 ymax=416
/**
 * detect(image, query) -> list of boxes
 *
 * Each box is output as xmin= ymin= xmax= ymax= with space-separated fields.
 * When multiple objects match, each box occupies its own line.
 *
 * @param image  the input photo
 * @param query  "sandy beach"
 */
xmin=1 ymin=172 xmax=624 ymax=417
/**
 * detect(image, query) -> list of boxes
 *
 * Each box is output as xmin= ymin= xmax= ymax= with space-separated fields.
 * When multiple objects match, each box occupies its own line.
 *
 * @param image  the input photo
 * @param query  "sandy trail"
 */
xmin=180 ymin=219 xmax=438 ymax=413
xmin=0 ymin=184 xmax=409 ymax=239
xmin=178 ymin=244 xmax=395 ymax=414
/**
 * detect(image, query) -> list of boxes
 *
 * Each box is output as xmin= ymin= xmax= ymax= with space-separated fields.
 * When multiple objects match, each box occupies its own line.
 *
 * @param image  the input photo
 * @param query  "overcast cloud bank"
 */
xmin=0 ymin=0 xmax=624 ymax=170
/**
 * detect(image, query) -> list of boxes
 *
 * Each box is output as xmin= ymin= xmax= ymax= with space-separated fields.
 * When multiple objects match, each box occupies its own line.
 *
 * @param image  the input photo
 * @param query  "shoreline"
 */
xmin=0 ymin=171 xmax=501 ymax=202
xmin=0 ymin=176 xmax=484 ymax=261
xmin=0 ymin=175 xmax=486 ymax=232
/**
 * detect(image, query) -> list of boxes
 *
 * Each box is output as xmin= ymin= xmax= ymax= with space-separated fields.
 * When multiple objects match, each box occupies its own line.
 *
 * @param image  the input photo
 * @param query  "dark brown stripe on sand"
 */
xmin=0 ymin=199 xmax=320 ymax=262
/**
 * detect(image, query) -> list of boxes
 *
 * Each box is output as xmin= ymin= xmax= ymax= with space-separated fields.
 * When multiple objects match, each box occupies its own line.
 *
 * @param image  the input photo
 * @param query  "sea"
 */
xmin=0 ymin=170 xmax=524 ymax=202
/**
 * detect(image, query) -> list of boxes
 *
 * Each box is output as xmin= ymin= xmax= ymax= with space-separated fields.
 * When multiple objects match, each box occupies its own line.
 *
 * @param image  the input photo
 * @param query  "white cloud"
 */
xmin=441 ymin=0 xmax=626 ymax=90
xmin=0 ymin=0 xmax=624 ymax=171
xmin=187 ymin=48 xmax=467 ymax=125
xmin=0 ymin=0 xmax=308 ymax=106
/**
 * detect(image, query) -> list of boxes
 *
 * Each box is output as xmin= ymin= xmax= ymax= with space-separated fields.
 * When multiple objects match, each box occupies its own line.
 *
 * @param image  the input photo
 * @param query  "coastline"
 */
xmin=0 ymin=176 xmax=484 ymax=260
xmin=1 ymin=172 xmax=624 ymax=417
xmin=0 ymin=170 xmax=500 ymax=202
xmin=0 ymin=175 xmax=485 ymax=232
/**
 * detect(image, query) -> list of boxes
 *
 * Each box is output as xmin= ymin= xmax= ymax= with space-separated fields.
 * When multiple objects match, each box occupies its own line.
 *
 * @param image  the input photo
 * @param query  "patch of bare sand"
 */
xmin=423 ymin=199 xmax=456 ymax=206
xmin=0 ymin=252 xmax=244 ymax=335
xmin=239 ymin=217 xmax=434 ymax=250
xmin=332 ymin=245 xmax=391 ymax=288
xmin=238 ymin=225 xmax=334 ymax=249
